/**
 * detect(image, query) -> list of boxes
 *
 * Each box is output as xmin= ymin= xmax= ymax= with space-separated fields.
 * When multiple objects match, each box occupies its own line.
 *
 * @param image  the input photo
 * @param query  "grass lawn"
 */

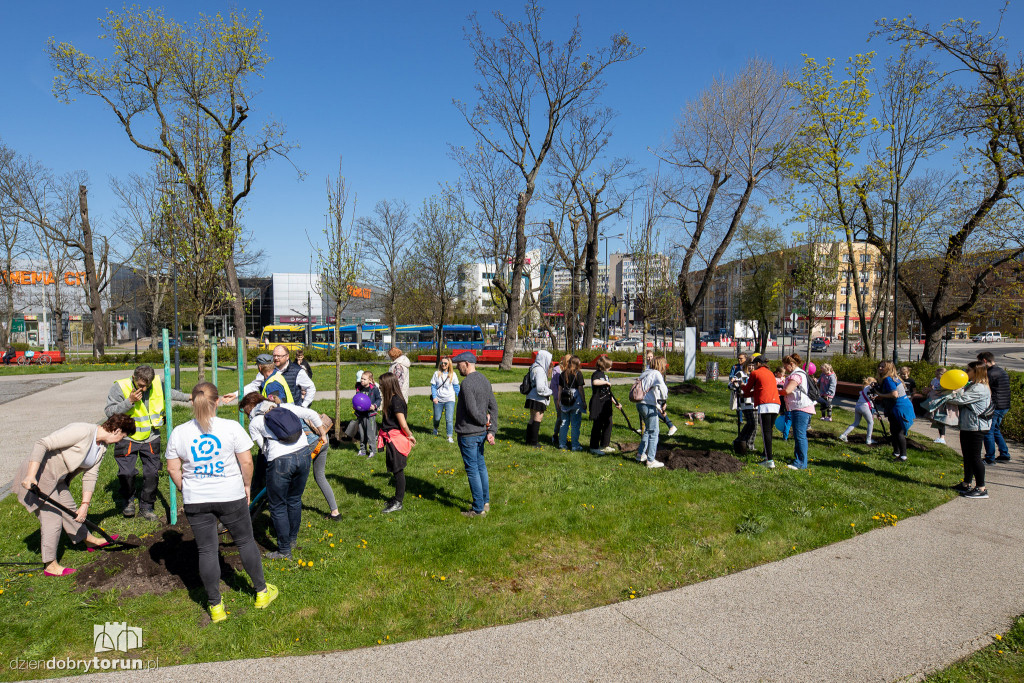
xmin=924 ymin=615 xmax=1024 ymax=681
xmin=0 ymin=382 xmax=961 ymax=680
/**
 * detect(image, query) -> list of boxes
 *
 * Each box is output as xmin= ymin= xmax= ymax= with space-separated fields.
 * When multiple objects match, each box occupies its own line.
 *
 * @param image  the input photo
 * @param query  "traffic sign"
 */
xmin=789 ymin=312 xmax=799 ymax=324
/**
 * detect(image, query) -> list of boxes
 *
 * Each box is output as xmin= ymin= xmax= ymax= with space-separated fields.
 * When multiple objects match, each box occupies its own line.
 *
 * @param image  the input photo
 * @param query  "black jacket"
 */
xmin=988 ymin=365 xmax=1011 ymax=410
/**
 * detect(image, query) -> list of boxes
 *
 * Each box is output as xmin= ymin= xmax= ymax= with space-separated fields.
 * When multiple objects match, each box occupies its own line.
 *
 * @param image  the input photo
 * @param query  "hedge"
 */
xmin=73 ymin=346 xmax=382 ymax=366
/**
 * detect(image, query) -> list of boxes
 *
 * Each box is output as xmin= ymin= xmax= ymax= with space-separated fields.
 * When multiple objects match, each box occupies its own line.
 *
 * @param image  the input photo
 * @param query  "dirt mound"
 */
xmin=75 ymin=522 xmax=245 ymax=598
xmin=615 ymin=442 xmax=743 ymax=473
xmin=667 ymin=383 xmax=705 ymax=395
xmin=806 ymin=428 xmax=929 ymax=450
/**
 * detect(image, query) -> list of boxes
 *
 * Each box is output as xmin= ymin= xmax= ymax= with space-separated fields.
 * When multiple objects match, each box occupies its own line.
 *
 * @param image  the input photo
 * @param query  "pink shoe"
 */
xmin=86 ymin=534 xmax=119 ymax=552
xmin=43 ymin=567 xmax=77 ymax=577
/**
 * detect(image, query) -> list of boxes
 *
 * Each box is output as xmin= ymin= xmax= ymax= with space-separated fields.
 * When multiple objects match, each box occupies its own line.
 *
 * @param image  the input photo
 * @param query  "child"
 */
xmin=377 ymin=372 xmax=415 ymax=514
xmin=304 ymin=414 xmax=341 ymax=521
xmin=557 ymin=355 xmax=587 ymax=451
xmin=729 ymin=360 xmax=756 ymax=452
xmin=839 ymin=377 xmax=876 ymax=445
xmin=549 ymin=354 xmax=570 ymax=446
xmin=774 ymin=366 xmax=791 ymax=440
xmin=927 ymin=367 xmax=957 ymax=444
xmin=647 ymin=351 xmax=678 ymax=435
xmin=818 ymin=363 xmax=838 ymax=421
xmin=354 ymin=371 xmax=382 ymax=458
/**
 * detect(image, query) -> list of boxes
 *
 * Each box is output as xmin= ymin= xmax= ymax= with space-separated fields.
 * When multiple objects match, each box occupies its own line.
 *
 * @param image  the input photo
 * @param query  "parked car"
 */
xmin=971 ymin=331 xmax=1002 ymax=343
xmin=614 ymin=338 xmax=642 ymax=351
xmin=810 ymin=339 xmax=828 ymax=352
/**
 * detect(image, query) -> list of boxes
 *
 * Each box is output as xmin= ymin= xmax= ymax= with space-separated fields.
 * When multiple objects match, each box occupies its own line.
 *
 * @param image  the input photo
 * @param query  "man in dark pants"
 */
xmin=978 ymin=351 xmax=1012 ymax=463
xmin=105 ymin=365 xmax=192 ymax=521
xmin=452 ymin=351 xmax=498 ymax=518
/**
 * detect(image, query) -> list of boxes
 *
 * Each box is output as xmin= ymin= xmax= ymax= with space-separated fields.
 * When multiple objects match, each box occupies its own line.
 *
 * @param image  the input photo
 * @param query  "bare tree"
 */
xmin=736 ymin=212 xmax=786 ymax=354
xmin=358 ymin=199 xmax=412 ymax=348
xmin=454 ymin=0 xmax=641 ymax=369
xmin=660 ymin=57 xmax=799 ymax=330
xmin=415 ymin=195 xmax=464 ymax=364
xmin=0 ymin=141 xmax=28 ymax=347
xmin=789 ymin=222 xmax=841 ymax=360
xmin=311 ymin=160 xmax=361 ymax=440
xmin=49 ymin=7 xmax=298 ymax=343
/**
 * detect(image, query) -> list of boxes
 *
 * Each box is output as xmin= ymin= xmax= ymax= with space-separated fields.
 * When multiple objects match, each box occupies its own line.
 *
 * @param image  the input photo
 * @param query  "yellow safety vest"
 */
xmin=261 ymin=371 xmax=295 ymax=404
xmin=116 ymin=378 xmax=165 ymax=441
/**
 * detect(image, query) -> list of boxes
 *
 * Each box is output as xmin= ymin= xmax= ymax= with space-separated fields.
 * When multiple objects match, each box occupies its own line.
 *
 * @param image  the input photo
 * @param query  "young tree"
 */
xmin=49 ymin=7 xmax=297 ymax=343
xmin=454 ymin=1 xmax=641 ymax=369
xmin=311 ymin=161 xmax=361 ymax=440
xmin=736 ymin=215 xmax=786 ymax=354
xmin=789 ymin=223 xmax=841 ymax=359
xmin=358 ymin=199 xmax=412 ymax=349
xmin=415 ymin=195 xmax=463 ymax=364
xmin=661 ymin=57 xmax=799 ymax=331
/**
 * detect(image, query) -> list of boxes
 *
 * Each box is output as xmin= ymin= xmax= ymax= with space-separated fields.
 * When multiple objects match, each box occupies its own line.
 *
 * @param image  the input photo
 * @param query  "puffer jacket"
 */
xmin=947 ymin=382 xmax=993 ymax=432
xmin=988 ymin=365 xmax=1011 ymax=410
xmin=526 ymin=350 xmax=553 ymax=405
xmin=818 ymin=372 xmax=837 ymax=399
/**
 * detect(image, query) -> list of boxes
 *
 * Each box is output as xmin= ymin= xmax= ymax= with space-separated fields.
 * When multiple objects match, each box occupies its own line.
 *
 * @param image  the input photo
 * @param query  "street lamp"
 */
xmin=603 ymin=232 xmax=624 ymax=348
xmin=882 ymin=198 xmax=900 ymax=364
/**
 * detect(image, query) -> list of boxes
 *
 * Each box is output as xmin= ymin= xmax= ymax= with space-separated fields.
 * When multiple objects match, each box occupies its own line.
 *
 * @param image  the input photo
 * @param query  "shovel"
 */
xmin=29 ymin=485 xmax=136 ymax=548
xmin=615 ymin=402 xmax=642 ymax=435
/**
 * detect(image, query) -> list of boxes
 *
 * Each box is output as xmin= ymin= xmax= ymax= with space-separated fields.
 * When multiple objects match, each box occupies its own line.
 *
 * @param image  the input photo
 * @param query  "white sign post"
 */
xmin=684 ymin=327 xmax=697 ymax=380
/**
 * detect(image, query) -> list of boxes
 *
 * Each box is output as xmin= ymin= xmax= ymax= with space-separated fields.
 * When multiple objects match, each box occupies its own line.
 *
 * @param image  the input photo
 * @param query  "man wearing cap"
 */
xmin=105 ymin=364 xmax=193 ymax=520
xmin=452 ymin=351 xmax=498 ymax=518
xmin=229 ymin=349 xmax=315 ymax=407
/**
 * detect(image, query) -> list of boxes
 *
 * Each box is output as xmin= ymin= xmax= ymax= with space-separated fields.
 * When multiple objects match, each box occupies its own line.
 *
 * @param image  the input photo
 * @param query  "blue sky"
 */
xmin=1 ymin=1 xmax=1018 ymax=273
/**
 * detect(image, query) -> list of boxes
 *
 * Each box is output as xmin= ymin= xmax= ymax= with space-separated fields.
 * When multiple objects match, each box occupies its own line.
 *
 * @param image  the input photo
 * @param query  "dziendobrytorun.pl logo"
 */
xmin=7 ymin=622 xmax=159 ymax=673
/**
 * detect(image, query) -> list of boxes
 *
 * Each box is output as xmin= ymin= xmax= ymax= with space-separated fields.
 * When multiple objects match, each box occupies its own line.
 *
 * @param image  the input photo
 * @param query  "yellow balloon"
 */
xmin=940 ymin=369 xmax=969 ymax=391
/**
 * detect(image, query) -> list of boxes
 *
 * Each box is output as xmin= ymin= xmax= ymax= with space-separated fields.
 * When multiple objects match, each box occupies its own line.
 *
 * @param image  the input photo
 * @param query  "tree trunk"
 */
xmin=223 ymin=254 xmax=247 ymax=344
xmin=333 ymin=302 xmax=343 ymax=440
xmin=78 ymin=185 xmax=106 ymax=358
xmin=582 ymin=234 xmax=599 ymax=350
xmin=197 ymin=314 xmax=207 ymax=382
xmin=921 ymin=323 xmax=943 ymax=363
xmin=500 ymin=192 xmax=530 ymax=371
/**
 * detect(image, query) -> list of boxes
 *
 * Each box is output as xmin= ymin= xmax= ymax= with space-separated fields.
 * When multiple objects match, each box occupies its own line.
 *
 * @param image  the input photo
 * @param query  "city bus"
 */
xmin=261 ymin=323 xmax=484 ymax=353
xmin=259 ymin=324 xmax=307 ymax=351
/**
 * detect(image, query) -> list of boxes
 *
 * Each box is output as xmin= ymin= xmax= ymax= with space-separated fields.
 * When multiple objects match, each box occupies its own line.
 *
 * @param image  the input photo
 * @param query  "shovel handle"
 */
xmin=29 ymin=485 xmax=116 ymax=544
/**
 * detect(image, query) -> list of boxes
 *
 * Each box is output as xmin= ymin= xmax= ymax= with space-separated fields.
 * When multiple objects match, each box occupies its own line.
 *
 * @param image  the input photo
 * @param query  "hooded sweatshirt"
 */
xmin=389 ymin=353 xmax=412 ymax=401
xmin=526 ymin=350 xmax=554 ymax=405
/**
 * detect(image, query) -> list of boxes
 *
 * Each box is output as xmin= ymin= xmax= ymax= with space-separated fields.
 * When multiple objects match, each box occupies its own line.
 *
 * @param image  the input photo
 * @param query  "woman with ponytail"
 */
xmin=165 ymin=382 xmax=279 ymax=623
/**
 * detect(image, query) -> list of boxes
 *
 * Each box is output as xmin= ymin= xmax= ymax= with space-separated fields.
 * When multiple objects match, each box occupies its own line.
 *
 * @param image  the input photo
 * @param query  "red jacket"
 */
xmin=742 ymin=367 xmax=781 ymax=406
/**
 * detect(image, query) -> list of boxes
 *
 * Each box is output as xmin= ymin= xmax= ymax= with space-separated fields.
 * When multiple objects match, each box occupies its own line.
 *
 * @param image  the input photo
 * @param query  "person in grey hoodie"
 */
xmin=388 ymin=348 xmax=412 ymax=402
xmin=524 ymin=349 xmax=553 ymax=447
xmin=946 ymin=361 xmax=993 ymax=499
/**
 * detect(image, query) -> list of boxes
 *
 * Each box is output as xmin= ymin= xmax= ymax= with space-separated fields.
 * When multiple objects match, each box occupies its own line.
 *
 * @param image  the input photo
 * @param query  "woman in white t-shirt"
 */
xmin=166 ymin=382 xmax=278 ymax=623
xmin=430 ymin=356 xmax=461 ymax=442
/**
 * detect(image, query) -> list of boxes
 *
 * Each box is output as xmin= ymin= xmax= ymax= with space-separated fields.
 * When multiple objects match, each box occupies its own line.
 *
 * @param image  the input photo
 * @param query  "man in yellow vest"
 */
xmin=104 ymin=365 xmax=192 ymax=521
xmin=225 ymin=353 xmax=294 ymax=404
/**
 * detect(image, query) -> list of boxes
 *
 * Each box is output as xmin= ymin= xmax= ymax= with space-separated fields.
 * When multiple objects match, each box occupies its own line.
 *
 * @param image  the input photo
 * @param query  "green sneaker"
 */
xmin=210 ymin=602 xmax=227 ymax=623
xmin=255 ymin=583 xmax=279 ymax=609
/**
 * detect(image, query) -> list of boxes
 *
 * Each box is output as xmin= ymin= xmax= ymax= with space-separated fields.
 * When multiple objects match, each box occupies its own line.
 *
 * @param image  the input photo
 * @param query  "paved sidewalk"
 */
xmin=58 ymin=408 xmax=1024 ymax=682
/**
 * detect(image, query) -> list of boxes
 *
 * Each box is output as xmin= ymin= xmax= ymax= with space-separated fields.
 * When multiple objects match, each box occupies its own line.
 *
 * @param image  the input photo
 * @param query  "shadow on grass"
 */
xmin=405 ymin=474 xmax=465 ymax=509
xmin=149 ymin=528 xmax=251 ymax=605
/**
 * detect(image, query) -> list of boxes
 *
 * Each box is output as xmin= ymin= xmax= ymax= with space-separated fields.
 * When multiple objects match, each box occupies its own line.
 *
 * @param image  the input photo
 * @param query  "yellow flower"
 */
xmin=996 ymin=634 xmax=1003 ymax=641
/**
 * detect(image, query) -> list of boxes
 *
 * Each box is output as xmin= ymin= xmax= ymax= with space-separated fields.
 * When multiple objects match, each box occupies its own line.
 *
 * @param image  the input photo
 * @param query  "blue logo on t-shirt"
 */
xmin=190 ymin=434 xmax=222 ymax=462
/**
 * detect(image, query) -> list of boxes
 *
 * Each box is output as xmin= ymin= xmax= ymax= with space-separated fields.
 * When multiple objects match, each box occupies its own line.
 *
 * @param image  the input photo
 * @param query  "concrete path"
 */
xmin=47 ymin=399 xmax=1024 ymax=681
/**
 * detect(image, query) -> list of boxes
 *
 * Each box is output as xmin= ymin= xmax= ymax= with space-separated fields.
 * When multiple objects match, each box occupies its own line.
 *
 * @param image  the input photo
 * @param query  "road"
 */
xmin=698 ymin=340 xmax=1024 ymax=371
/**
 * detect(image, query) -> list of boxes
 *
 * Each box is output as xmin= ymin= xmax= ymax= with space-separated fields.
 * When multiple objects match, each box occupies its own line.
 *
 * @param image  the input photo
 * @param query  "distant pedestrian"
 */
xmin=779 ymin=354 xmax=815 ymax=470
xmin=387 ymin=348 xmax=411 ymax=402
xmin=295 ymin=349 xmax=313 ymax=380
xmin=452 ymin=351 xmax=497 ymax=517
xmin=557 ymin=355 xmax=587 ymax=451
xmin=524 ymin=349 xmax=553 ymax=448
xmin=588 ymin=354 xmax=621 ymax=454
xmin=977 ymin=351 xmax=1011 ymax=463
xmin=2 ymin=345 xmax=15 ymax=364
xmin=946 ymin=361 xmax=993 ymax=499
xmin=430 ymin=356 xmax=460 ymax=443
xmin=377 ymin=372 xmax=416 ymax=514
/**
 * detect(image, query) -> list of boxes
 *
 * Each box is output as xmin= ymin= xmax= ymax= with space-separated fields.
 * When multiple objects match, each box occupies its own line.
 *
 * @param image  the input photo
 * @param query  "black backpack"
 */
xmin=560 ymin=372 xmax=578 ymax=405
xmin=264 ymin=407 xmax=303 ymax=443
xmin=519 ymin=366 xmax=536 ymax=395
xmin=797 ymin=369 xmax=821 ymax=402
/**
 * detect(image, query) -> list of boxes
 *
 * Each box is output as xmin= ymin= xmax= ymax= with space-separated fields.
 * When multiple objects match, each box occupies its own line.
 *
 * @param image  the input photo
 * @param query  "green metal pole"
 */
xmin=237 ymin=337 xmax=246 ymax=427
xmin=211 ymin=338 xmax=218 ymax=389
xmin=162 ymin=328 xmax=177 ymax=525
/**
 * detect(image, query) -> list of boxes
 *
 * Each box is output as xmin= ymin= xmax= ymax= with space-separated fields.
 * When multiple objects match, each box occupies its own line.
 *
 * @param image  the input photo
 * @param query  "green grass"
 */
xmin=924 ymin=615 xmax=1024 ymax=681
xmin=0 ymin=383 xmax=961 ymax=679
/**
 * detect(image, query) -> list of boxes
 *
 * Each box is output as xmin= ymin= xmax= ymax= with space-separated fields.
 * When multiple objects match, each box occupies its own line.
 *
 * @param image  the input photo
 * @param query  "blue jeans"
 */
xmin=457 ymin=433 xmax=490 ymax=513
xmin=559 ymin=407 xmax=584 ymax=449
xmin=432 ymin=401 xmax=455 ymax=438
xmin=636 ymin=403 xmax=661 ymax=462
xmin=984 ymin=408 xmax=1009 ymax=461
xmin=551 ymin=406 xmax=563 ymax=444
xmin=790 ymin=410 xmax=811 ymax=469
xmin=266 ymin=448 xmax=311 ymax=555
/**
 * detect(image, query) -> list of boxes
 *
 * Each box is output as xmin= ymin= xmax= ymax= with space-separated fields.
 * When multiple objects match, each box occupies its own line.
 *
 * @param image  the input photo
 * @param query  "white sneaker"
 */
xmin=838 ymin=432 xmax=849 ymax=443
xmin=357 ymin=448 xmax=366 ymax=458
xmin=758 ymin=459 xmax=775 ymax=469
xmin=933 ymin=437 xmax=945 ymax=444
xmin=646 ymin=460 xmax=665 ymax=469
xmin=448 ymin=436 xmax=454 ymax=444
xmin=865 ymin=440 xmax=874 ymax=445
xmin=603 ymin=446 xmax=617 ymax=453
xmin=667 ymin=426 xmax=678 ymax=436
xmin=786 ymin=464 xmax=800 ymax=470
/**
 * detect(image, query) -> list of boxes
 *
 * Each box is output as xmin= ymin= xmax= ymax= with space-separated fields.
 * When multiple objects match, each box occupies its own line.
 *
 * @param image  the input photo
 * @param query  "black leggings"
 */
xmin=960 ymin=430 xmax=986 ymax=488
xmin=590 ymin=400 xmax=614 ymax=449
xmin=184 ymin=497 xmax=266 ymax=606
xmin=889 ymin=416 xmax=908 ymax=458
xmin=759 ymin=412 xmax=775 ymax=462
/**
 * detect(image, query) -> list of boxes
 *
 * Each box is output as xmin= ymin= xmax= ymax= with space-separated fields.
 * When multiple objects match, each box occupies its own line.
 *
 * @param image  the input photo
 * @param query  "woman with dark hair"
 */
xmin=589 ymin=354 xmax=621 ymax=454
xmin=946 ymin=362 xmax=993 ymax=499
xmin=17 ymin=413 xmax=135 ymax=576
xmin=875 ymin=360 xmax=916 ymax=462
xmin=166 ymin=382 xmax=278 ymax=622
xmin=378 ymin=371 xmax=416 ymax=514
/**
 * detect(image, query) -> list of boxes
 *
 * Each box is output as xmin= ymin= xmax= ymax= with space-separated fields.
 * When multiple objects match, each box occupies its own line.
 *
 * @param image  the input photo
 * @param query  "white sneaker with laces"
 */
xmin=448 ymin=436 xmax=454 ymax=444
xmin=357 ymin=448 xmax=366 ymax=458
xmin=838 ymin=432 xmax=849 ymax=443
xmin=603 ymin=446 xmax=617 ymax=453
xmin=667 ymin=425 xmax=678 ymax=436
xmin=758 ymin=459 xmax=775 ymax=469
xmin=647 ymin=460 xmax=665 ymax=469
xmin=933 ymin=437 xmax=945 ymax=444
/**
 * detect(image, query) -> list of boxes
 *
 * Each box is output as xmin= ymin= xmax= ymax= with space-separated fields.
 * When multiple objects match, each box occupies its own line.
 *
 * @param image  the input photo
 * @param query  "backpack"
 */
xmin=559 ymin=372 xmax=578 ymax=406
xmin=796 ymin=369 xmax=820 ymax=402
xmin=263 ymin=407 xmax=303 ymax=444
xmin=519 ymin=366 xmax=536 ymax=395
xmin=629 ymin=375 xmax=647 ymax=402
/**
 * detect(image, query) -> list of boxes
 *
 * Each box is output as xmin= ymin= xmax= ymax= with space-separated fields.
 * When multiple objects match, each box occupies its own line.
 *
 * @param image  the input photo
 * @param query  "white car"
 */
xmin=971 ymin=331 xmax=1002 ymax=342
xmin=613 ymin=338 xmax=642 ymax=351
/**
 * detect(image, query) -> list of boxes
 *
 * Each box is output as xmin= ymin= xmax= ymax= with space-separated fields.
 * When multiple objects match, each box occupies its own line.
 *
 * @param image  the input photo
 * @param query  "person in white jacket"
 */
xmin=430 ymin=356 xmax=461 ymax=443
xmin=524 ymin=349 xmax=553 ymax=448
xmin=388 ymin=348 xmax=412 ymax=402
xmin=634 ymin=356 xmax=669 ymax=469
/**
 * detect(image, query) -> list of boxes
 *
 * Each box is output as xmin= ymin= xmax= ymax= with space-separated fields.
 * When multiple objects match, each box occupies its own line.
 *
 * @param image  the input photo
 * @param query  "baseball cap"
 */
xmin=256 ymin=353 xmax=273 ymax=365
xmin=451 ymin=351 xmax=477 ymax=364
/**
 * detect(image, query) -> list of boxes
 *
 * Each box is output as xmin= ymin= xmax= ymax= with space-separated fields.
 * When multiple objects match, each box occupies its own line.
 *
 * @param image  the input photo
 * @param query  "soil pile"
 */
xmin=614 ymin=442 xmax=743 ymax=473
xmin=667 ymin=383 xmax=706 ymax=395
xmin=75 ymin=523 xmax=245 ymax=598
